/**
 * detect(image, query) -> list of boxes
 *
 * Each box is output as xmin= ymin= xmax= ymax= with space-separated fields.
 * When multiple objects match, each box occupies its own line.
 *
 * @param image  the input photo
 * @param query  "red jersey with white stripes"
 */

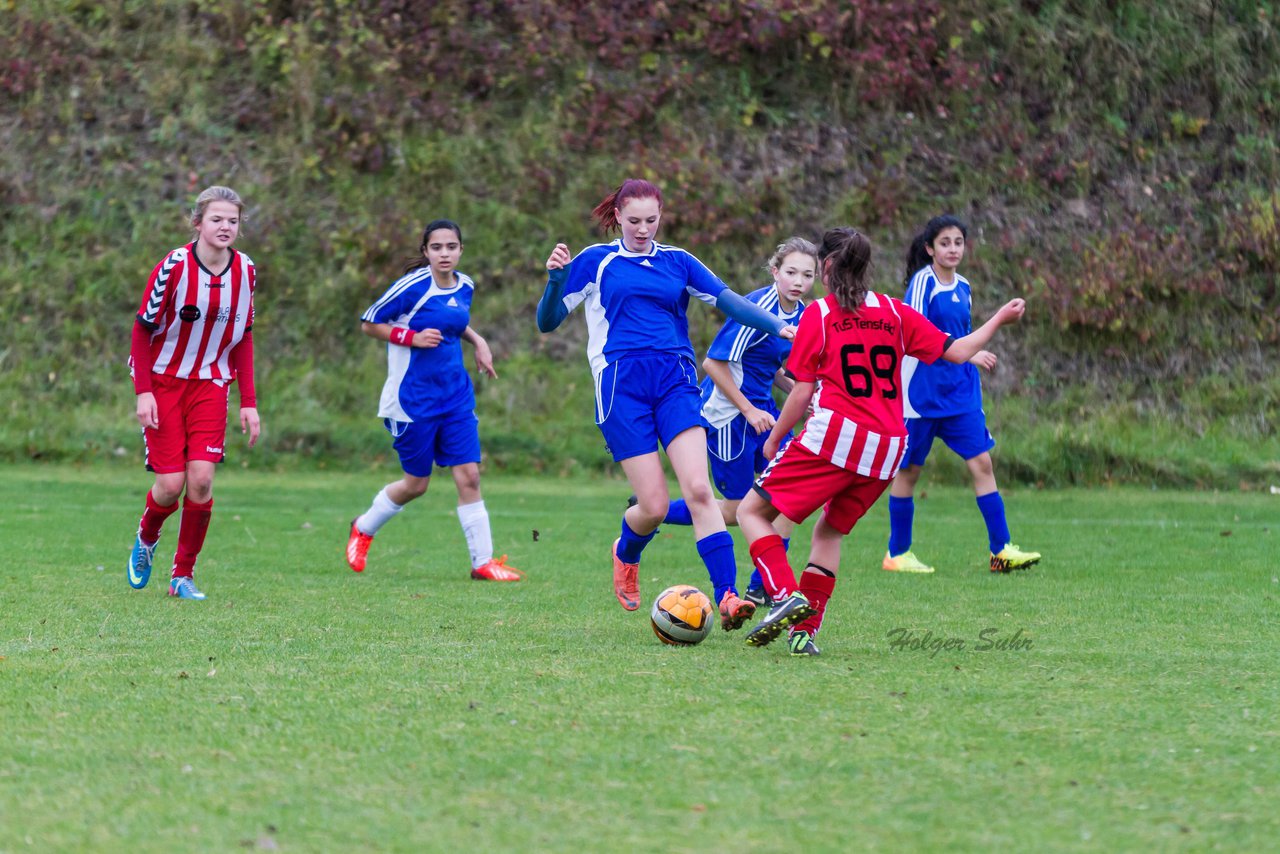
xmin=133 ymin=243 xmax=255 ymax=381
xmin=787 ymin=292 xmax=949 ymax=479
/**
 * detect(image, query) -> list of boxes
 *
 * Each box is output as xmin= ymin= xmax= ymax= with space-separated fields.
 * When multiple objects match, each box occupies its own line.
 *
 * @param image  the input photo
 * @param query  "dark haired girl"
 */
xmin=346 ymin=220 xmax=523 ymax=581
xmin=883 ymin=215 xmax=1041 ymax=575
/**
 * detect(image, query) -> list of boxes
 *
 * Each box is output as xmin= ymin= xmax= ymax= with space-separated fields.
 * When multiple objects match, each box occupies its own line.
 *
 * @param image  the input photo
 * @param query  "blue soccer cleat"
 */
xmin=128 ymin=531 xmax=158 ymax=590
xmin=168 ymin=576 xmax=206 ymax=601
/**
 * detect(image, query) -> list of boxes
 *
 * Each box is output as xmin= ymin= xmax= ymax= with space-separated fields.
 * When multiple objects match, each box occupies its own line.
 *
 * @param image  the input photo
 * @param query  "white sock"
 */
xmin=356 ymin=487 xmax=404 ymax=536
xmin=457 ymin=500 xmax=492 ymax=569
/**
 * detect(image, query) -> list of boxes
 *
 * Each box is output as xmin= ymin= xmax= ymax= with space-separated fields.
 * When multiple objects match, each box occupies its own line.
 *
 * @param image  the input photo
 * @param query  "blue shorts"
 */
xmin=899 ymin=410 xmax=996 ymax=469
xmin=386 ymin=409 xmax=481 ymax=478
xmin=706 ymin=410 xmax=792 ymax=501
xmin=595 ymin=353 xmax=702 ymax=462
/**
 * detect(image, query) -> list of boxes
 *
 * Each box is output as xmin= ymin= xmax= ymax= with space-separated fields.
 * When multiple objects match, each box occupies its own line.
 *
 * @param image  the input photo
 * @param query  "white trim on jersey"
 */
xmin=728 ymin=288 xmax=777 ymax=361
xmin=379 ymin=345 xmax=413 ymax=422
xmin=576 ymin=250 xmax=621 ymax=377
xmin=140 ymin=248 xmax=185 ymax=327
xmin=685 ymin=284 xmax=718 ymax=305
xmin=362 ymin=268 xmax=432 ymax=322
xmin=702 ymin=360 xmax=747 ymax=431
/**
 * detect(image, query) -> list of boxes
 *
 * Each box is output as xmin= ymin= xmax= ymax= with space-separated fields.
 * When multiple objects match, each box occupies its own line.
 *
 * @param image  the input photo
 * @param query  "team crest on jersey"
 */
xmin=179 ymin=305 xmax=202 ymax=322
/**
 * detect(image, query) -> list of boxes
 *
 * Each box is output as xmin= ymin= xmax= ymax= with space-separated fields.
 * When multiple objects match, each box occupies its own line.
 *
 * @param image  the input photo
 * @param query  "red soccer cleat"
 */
xmin=346 ymin=518 xmax=373 ymax=573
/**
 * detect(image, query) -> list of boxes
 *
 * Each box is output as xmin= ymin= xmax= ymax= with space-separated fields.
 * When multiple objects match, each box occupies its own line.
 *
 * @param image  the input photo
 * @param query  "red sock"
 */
xmin=138 ymin=490 xmax=179 ymax=544
xmin=172 ymin=497 xmax=213 ymax=579
xmin=794 ymin=564 xmax=837 ymax=636
xmin=749 ymin=534 xmax=796 ymax=600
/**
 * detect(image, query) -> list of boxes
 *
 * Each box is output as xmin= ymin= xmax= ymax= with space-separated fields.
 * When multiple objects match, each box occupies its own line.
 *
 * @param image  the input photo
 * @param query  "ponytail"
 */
xmin=591 ymin=179 xmax=663 ymax=233
xmin=818 ymin=227 xmax=873 ymax=312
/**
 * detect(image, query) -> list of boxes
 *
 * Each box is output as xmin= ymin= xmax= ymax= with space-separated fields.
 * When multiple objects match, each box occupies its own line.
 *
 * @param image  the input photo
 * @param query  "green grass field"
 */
xmin=2 ymin=464 xmax=1276 ymax=852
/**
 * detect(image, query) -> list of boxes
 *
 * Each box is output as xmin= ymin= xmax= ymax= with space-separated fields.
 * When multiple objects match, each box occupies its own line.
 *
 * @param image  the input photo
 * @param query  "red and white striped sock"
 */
xmin=748 ymin=534 xmax=797 ymax=600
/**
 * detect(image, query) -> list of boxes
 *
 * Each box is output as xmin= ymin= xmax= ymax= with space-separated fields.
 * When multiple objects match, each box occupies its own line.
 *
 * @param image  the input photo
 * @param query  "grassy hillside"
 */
xmin=2 ymin=0 xmax=1278 ymax=483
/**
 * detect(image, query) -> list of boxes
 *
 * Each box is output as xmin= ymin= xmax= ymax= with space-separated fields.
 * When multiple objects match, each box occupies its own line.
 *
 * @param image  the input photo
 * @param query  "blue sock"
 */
xmin=617 ymin=517 xmax=657 ymax=564
xmin=748 ymin=537 xmax=787 ymax=591
xmin=976 ymin=491 xmax=1010 ymax=554
xmin=663 ymin=499 xmax=693 ymax=526
xmin=887 ymin=496 xmax=915 ymax=556
xmin=696 ymin=531 xmax=737 ymax=605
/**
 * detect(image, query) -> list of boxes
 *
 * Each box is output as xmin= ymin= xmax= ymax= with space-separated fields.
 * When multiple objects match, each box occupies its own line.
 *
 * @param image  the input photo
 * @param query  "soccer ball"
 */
xmin=650 ymin=585 xmax=714 ymax=646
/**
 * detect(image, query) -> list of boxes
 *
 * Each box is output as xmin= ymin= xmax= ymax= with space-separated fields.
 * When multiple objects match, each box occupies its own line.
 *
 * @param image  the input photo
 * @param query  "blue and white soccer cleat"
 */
xmin=168 ymin=576 xmax=206 ymax=600
xmin=128 ymin=532 xmax=158 ymax=589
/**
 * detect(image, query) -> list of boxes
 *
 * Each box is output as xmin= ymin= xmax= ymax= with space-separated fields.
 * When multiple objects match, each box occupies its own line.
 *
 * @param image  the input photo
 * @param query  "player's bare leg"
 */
xmin=347 ymin=473 xmax=427 ymax=572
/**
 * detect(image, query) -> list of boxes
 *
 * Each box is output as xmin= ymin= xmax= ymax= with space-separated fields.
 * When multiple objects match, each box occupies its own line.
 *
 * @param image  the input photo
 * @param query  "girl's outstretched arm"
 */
xmin=943 ymin=299 xmax=1025 ymax=364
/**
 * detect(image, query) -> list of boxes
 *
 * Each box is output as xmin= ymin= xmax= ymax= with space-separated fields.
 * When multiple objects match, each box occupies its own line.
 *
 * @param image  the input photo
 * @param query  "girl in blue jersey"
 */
xmin=659 ymin=237 xmax=818 ymax=607
xmin=346 ymin=220 xmax=523 ymax=582
xmin=883 ymin=215 xmax=1041 ymax=574
xmin=538 ymin=179 xmax=794 ymax=629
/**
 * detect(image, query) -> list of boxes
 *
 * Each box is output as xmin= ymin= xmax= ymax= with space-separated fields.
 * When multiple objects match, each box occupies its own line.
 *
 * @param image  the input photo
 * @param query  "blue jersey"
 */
xmin=554 ymin=239 xmax=728 ymax=376
xmin=699 ymin=284 xmax=803 ymax=429
xmin=362 ymin=268 xmax=475 ymax=421
xmin=901 ymin=266 xmax=982 ymax=418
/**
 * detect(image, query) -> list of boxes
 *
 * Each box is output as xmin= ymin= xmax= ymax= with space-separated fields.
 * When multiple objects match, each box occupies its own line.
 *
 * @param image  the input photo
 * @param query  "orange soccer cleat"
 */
xmin=611 ymin=538 xmax=640 ymax=611
xmin=471 ymin=555 xmax=524 ymax=581
xmin=718 ymin=590 xmax=757 ymax=631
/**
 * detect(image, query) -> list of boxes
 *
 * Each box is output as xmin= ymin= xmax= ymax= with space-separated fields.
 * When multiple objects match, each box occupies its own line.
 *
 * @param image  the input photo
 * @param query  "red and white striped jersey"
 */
xmin=787 ymin=292 xmax=949 ymax=479
xmin=133 ymin=243 xmax=255 ymax=381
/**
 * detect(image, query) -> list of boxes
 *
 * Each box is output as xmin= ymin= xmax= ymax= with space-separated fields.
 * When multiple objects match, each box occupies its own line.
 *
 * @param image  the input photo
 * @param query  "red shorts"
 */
xmin=754 ymin=443 xmax=891 ymax=535
xmin=142 ymin=375 xmax=230 ymax=473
